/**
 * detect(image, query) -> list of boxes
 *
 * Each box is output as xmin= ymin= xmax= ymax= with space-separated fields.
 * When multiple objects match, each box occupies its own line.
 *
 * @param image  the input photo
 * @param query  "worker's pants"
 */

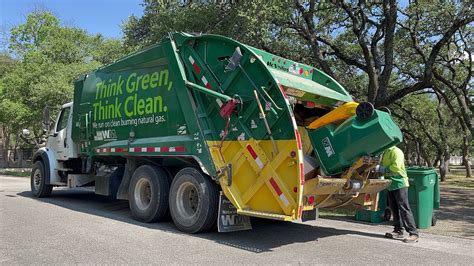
xmin=388 ymin=187 xmax=419 ymax=236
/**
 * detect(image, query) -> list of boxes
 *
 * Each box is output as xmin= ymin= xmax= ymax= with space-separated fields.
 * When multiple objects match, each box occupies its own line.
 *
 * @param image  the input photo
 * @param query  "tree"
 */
xmin=0 ymin=11 xmax=125 ymax=165
xmin=123 ymin=0 xmax=473 ymax=179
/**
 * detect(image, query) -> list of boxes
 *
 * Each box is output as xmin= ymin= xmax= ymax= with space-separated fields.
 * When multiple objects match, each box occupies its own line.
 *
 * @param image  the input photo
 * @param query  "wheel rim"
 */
xmin=33 ymin=168 xmax=42 ymax=191
xmin=134 ymin=178 xmax=152 ymax=211
xmin=176 ymin=181 xmax=200 ymax=220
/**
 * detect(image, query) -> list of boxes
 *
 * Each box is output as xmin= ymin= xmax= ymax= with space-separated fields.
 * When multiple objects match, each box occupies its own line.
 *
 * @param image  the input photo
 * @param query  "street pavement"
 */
xmin=1 ymin=175 xmax=473 ymax=264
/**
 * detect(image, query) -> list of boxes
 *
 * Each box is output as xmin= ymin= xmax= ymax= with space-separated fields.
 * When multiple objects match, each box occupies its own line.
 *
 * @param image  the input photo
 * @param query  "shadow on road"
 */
xmin=17 ymin=188 xmax=385 ymax=253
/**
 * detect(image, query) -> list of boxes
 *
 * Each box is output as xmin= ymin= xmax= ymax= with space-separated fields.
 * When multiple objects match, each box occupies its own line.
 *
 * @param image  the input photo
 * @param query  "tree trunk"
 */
xmin=2 ymin=128 xmax=10 ymax=168
xmin=416 ymin=141 xmax=422 ymax=165
xmin=462 ymin=135 xmax=472 ymax=178
xmin=439 ymin=148 xmax=450 ymax=182
xmin=402 ymin=139 xmax=411 ymax=165
xmin=418 ymin=143 xmax=431 ymax=167
xmin=435 ymin=151 xmax=441 ymax=167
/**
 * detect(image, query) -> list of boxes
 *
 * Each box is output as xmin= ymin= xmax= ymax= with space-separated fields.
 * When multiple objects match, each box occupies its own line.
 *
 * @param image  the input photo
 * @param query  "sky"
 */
xmin=1 ymin=0 xmax=144 ymax=39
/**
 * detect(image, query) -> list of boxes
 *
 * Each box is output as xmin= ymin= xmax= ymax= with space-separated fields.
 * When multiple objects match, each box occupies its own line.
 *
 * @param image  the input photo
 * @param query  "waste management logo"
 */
xmin=322 ymin=137 xmax=335 ymax=157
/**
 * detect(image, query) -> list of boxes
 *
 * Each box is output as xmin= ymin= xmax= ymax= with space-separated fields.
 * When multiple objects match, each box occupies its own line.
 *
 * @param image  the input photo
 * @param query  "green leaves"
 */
xmin=121 ymin=0 xmax=472 ymax=169
xmin=1 ymin=11 xmax=123 ymax=148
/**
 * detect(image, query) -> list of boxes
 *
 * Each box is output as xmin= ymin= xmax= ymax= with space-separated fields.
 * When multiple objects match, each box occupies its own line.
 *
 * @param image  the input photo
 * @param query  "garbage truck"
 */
xmin=31 ymin=32 xmax=402 ymax=233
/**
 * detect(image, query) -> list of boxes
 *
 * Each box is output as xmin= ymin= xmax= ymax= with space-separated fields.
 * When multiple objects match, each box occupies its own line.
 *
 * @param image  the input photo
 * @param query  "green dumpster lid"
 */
xmin=246 ymin=46 xmax=353 ymax=106
xmin=270 ymin=69 xmax=353 ymax=103
xmin=407 ymin=167 xmax=437 ymax=175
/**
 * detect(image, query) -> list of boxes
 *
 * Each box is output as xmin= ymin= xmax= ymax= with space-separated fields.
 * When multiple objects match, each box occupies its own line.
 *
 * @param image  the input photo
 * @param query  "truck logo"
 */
xmin=322 ymin=137 xmax=335 ymax=157
xmin=94 ymin=129 xmax=117 ymax=141
xmin=221 ymin=215 xmax=248 ymax=226
xmin=217 ymin=193 xmax=252 ymax=232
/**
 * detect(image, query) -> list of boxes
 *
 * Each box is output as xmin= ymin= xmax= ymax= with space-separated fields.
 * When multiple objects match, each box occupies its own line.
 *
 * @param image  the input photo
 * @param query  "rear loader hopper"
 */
xmin=35 ymin=32 xmax=402 ymax=233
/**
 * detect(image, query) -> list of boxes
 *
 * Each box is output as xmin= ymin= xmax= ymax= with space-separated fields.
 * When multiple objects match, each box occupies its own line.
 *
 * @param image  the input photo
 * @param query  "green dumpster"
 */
xmin=433 ymin=171 xmax=440 ymax=209
xmin=407 ymin=167 xmax=438 ymax=229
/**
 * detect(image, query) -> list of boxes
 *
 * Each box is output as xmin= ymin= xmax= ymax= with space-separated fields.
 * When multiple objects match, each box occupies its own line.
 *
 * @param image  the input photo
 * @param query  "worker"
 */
xmin=376 ymin=145 xmax=419 ymax=243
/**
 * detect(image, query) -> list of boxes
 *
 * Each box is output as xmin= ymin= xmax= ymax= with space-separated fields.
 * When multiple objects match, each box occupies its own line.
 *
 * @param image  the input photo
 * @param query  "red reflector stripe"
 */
xmin=175 ymin=146 xmax=185 ymax=152
xmin=278 ymin=84 xmax=288 ymax=99
xmin=300 ymin=163 xmax=305 ymax=185
xmin=188 ymin=56 xmax=202 ymax=74
xmin=269 ymin=177 xmax=283 ymax=196
xmin=295 ymin=130 xmax=302 ymax=150
xmin=201 ymin=76 xmax=212 ymax=90
xmin=246 ymin=144 xmax=258 ymax=160
xmin=365 ymin=194 xmax=371 ymax=201
xmin=192 ymin=64 xmax=201 ymax=74
xmin=306 ymin=101 xmax=315 ymax=108
xmin=97 ymin=146 xmax=184 ymax=153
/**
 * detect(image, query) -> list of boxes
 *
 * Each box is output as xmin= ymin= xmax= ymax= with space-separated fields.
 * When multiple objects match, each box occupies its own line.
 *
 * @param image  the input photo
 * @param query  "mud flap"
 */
xmin=301 ymin=208 xmax=319 ymax=222
xmin=217 ymin=193 xmax=252 ymax=233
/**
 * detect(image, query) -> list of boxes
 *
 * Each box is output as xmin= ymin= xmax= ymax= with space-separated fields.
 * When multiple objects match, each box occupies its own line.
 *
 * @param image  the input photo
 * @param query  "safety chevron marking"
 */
xmin=269 ymin=177 xmax=290 ymax=207
xmin=246 ymin=144 xmax=264 ymax=169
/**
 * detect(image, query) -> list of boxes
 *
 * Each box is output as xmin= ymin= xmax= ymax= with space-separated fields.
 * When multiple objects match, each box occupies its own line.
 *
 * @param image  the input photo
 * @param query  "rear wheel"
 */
xmin=128 ymin=165 xmax=171 ymax=223
xmin=169 ymin=168 xmax=219 ymax=233
xmin=31 ymin=161 xmax=53 ymax=198
xmin=432 ymin=213 xmax=437 ymax=226
xmin=383 ymin=208 xmax=392 ymax=221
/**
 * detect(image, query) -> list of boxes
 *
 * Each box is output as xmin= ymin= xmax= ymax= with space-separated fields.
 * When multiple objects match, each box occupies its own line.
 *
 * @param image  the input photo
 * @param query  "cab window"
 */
xmin=56 ymin=107 xmax=71 ymax=132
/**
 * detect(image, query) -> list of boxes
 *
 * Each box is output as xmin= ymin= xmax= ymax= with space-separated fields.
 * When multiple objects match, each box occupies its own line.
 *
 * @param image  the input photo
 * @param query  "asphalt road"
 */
xmin=1 ymin=175 xmax=473 ymax=264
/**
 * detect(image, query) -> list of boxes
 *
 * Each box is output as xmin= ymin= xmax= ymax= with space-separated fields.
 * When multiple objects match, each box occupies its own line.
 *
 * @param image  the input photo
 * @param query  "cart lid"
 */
xmin=270 ymin=68 xmax=353 ymax=103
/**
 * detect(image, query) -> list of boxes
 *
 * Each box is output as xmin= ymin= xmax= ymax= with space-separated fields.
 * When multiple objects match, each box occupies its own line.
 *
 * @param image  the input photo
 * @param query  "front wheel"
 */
xmin=169 ymin=168 xmax=219 ymax=233
xmin=31 ymin=161 xmax=53 ymax=198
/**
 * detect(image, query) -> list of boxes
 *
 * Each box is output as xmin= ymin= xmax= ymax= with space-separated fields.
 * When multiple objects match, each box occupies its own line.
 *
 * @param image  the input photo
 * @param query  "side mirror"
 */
xmin=225 ymin=47 xmax=243 ymax=72
xmin=43 ymin=106 xmax=50 ymax=131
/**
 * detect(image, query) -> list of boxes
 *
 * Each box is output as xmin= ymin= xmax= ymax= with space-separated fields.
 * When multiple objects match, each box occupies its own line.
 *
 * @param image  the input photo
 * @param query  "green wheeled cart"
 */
xmin=407 ymin=167 xmax=439 ymax=229
xmin=355 ymin=167 xmax=440 ymax=227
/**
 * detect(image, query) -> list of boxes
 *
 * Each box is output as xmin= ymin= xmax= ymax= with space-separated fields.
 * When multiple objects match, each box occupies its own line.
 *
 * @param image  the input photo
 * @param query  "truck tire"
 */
xmin=383 ymin=208 xmax=392 ymax=221
xmin=169 ymin=168 xmax=219 ymax=233
xmin=31 ymin=160 xmax=53 ymax=198
xmin=128 ymin=165 xmax=171 ymax=223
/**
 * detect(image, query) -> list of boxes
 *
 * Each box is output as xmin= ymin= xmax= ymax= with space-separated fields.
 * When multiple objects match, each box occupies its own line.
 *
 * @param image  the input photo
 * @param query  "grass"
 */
xmin=319 ymin=206 xmax=356 ymax=217
xmin=443 ymin=174 xmax=474 ymax=189
xmin=0 ymin=168 xmax=31 ymax=177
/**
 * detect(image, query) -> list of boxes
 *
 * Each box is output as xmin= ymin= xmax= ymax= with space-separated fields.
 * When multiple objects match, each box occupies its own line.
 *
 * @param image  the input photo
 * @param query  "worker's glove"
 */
xmin=375 ymin=165 xmax=387 ymax=174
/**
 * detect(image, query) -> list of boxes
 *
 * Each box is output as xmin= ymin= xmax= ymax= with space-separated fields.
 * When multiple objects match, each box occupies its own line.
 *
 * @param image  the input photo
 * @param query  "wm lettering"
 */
xmin=322 ymin=137 xmax=335 ymax=157
xmin=97 ymin=130 xmax=117 ymax=140
xmin=221 ymin=215 xmax=246 ymax=226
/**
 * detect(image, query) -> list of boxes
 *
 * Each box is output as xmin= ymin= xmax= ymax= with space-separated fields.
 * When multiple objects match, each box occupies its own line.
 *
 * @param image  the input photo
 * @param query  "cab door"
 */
xmin=52 ymin=106 xmax=71 ymax=160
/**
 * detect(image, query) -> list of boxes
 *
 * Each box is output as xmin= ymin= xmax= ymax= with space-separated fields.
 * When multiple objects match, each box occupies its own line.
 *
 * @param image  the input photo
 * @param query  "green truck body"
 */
xmin=31 ymin=32 xmax=402 ymax=233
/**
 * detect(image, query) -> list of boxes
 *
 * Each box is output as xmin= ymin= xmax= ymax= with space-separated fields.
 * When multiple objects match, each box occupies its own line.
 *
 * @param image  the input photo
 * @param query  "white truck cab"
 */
xmin=31 ymin=102 xmax=81 ymax=195
xmin=48 ymin=102 xmax=78 ymax=161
